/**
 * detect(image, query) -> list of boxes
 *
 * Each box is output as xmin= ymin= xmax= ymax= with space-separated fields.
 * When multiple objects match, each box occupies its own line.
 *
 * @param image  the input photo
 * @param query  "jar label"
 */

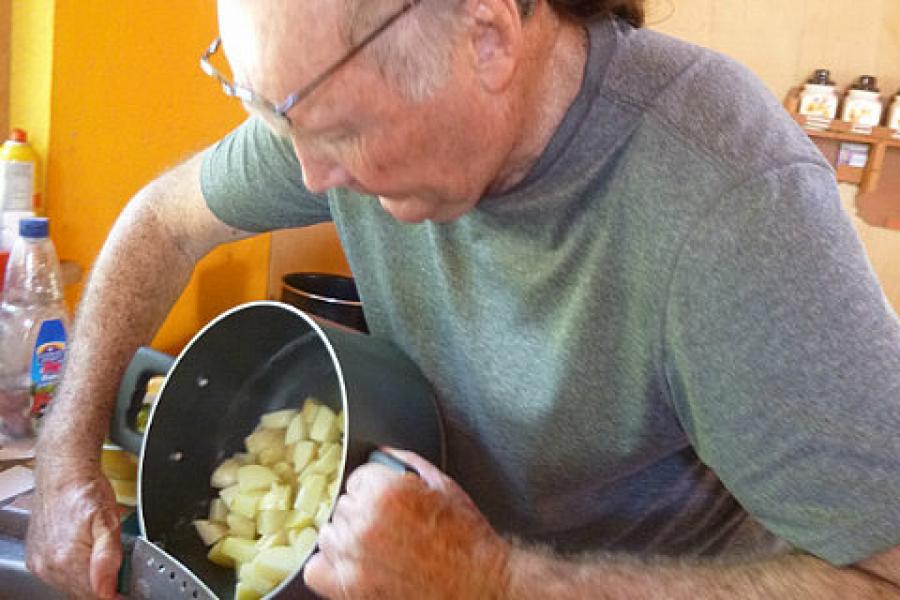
xmin=30 ymin=318 xmax=67 ymax=418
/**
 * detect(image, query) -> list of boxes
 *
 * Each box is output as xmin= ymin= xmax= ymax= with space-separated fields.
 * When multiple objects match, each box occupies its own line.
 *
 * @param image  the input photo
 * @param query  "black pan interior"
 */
xmin=138 ymin=304 xmax=342 ymax=599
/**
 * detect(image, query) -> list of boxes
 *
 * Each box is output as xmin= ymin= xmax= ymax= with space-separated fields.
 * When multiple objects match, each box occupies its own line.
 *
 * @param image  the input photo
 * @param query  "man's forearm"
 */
xmin=37 ymin=193 xmax=196 ymax=464
xmin=505 ymin=545 xmax=899 ymax=599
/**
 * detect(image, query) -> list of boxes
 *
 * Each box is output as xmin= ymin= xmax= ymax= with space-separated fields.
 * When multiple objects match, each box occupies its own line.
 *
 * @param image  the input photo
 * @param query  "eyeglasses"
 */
xmin=200 ymin=0 xmax=424 ymax=136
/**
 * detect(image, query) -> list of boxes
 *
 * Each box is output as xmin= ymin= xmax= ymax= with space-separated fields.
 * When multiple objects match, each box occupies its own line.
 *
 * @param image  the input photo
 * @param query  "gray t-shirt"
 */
xmin=201 ymin=18 xmax=900 ymax=565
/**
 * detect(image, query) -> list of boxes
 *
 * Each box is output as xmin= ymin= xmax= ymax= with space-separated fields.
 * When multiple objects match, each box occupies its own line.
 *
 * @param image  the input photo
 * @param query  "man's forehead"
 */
xmin=218 ymin=0 xmax=347 ymax=90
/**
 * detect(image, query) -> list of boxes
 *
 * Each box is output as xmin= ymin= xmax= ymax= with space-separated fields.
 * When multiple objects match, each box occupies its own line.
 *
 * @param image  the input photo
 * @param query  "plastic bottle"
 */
xmin=0 ymin=217 xmax=69 ymax=440
xmin=0 ymin=129 xmax=43 ymax=216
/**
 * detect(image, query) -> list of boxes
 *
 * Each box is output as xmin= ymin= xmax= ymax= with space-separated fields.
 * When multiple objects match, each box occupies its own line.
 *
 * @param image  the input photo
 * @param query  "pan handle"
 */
xmin=110 ymin=347 xmax=174 ymax=455
xmin=368 ymin=450 xmax=419 ymax=476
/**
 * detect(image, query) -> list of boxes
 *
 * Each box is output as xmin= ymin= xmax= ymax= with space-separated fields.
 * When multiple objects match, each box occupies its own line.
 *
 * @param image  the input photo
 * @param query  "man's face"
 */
xmin=219 ymin=0 xmax=511 ymax=224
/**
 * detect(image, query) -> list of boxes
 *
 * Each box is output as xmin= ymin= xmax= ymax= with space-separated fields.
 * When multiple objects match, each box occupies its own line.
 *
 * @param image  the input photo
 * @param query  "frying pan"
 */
xmin=110 ymin=301 xmax=445 ymax=599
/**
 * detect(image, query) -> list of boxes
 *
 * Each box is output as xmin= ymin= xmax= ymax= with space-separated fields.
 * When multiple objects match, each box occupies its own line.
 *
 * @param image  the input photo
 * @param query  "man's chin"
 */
xmin=378 ymin=195 xmax=469 ymax=224
xmin=378 ymin=196 xmax=433 ymax=224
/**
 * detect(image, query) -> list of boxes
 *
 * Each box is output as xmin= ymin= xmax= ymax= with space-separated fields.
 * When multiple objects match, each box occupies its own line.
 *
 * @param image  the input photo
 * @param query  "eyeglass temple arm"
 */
xmin=275 ymin=0 xmax=424 ymax=113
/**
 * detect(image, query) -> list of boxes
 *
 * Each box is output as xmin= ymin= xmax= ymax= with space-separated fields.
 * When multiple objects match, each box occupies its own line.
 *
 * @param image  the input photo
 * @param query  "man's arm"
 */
xmin=506 ymin=542 xmax=900 ymax=599
xmin=26 ymin=150 xmax=253 ymax=599
xmin=304 ymin=449 xmax=900 ymax=600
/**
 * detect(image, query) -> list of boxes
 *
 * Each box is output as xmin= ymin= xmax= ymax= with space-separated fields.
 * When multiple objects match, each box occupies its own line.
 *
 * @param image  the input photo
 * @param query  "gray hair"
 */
xmin=342 ymin=0 xmax=463 ymax=102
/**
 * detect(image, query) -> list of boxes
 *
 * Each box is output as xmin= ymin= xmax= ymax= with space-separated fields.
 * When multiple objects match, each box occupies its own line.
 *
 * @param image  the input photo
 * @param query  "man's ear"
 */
xmin=466 ymin=0 xmax=523 ymax=92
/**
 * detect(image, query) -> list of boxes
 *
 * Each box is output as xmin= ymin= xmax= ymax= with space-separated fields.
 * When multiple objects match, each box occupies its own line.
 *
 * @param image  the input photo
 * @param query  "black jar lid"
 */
xmin=851 ymin=75 xmax=880 ymax=92
xmin=807 ymin=69 xmax=835 ymax=85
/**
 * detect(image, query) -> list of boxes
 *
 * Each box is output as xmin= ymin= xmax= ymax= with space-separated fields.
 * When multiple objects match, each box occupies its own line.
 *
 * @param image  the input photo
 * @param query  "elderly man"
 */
xmin=26 ymin=0 xmax=900 ymax=598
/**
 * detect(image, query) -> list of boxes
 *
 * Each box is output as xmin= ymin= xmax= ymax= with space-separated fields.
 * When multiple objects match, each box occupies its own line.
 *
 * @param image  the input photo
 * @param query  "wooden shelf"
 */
xmin=784 ymin=88 xmax=900 ymax=231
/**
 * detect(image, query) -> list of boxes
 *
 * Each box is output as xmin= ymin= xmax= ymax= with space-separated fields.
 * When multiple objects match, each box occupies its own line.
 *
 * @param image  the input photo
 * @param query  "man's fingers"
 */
xmin=89 ymin=508 xmax=122 ymax=600
xmin=304 ymin=551 xmax=344 ymax=599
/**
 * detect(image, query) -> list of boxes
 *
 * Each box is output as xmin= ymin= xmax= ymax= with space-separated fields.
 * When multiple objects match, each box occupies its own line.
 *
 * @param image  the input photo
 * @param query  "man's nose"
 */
xmin=293 ymin=142 xmax=351 ymax=193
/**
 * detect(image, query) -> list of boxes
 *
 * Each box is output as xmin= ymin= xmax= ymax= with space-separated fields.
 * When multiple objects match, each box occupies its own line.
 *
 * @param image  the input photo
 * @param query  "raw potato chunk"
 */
xmin=211 ymin=458 xmax=241 ymax=489
xmin=292 ymin=441 xmax=316 ymax=473
xmin=253 ymin=546 xmax=305 ymax=583
xmin=284 ymin=413 xmax=308 ymax=445
xmin=257 ymin=510 xmax=289 ymax=536
xmin=259 ymin=482 xmax=292 ymax=511
xmin=290 ymin=527 xmax=318 ymax=560
xmin=309 ymin=406 xmax=340 ymax=443
xmin=294 ymin=475 xmax=326 ymax=514
xmin=194 ymin=520 xmax=228 ymax=546
xmin=272 ymin=461 xmax=294 ymax=483
xmin=245 ymin=429 xmax=286 ymax=456
xmin=231 ymin=490 xmax=266 ymax=519
xmin=285 ymin=509 xmax=315 ymax=531
xmin=219 ymin=484 xmax=241 ymax=509
xmin=221 ymin=536 xmax=260 ymax=565
xmin=227 ymin=513 xmax=257 ymax=539
xmin=301 ymin=398 xmax=319 ymax=425
xmin=309 ymin=444 xmax=341 ymax=476
xmin=235 ymin=581 xmax=263 ymax=600
xmin=208 ymin=539 xmax=235 ymax=568
xmin=256 ymin=531 xmax=288 ymax=550
xmin=260 ymin=409 xmax=298 ymax=430
xmin=238 ymin=465 xmax=279 ymax=492
xmin=208 ymin=498 xmax=229 ymax=523
xmin=239 ymin=563 xmax=278 ymax=596
xmin=199 ymin=398 xmax=343 ymax=597
xmin=314 ymin=503 xmax=331 ymax=529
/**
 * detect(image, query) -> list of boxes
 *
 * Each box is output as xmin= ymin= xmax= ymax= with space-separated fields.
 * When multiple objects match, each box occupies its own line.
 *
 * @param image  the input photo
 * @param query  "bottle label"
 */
xmin=30 ymin=318 xmax=67 ymax=418
xmin=0 ymin=161 xmax=35 ymax=211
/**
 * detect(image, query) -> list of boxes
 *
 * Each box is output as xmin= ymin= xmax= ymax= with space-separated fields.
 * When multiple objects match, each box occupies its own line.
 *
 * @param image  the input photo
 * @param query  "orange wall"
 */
xmin=46 ymin=2 xmax=270 ymax=353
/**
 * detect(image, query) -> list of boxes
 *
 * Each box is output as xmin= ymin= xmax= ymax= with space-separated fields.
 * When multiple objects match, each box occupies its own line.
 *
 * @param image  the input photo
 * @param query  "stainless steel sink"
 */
xmin=0 ymin=505 xmax=65 ymax=600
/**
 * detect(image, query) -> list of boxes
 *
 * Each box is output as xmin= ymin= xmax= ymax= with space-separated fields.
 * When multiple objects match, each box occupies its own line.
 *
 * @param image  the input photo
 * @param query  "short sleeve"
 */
xmin=664 ymin=162 xmax=900 ymax=565
xmin=200 ymin=117 xmax=332 ymax=232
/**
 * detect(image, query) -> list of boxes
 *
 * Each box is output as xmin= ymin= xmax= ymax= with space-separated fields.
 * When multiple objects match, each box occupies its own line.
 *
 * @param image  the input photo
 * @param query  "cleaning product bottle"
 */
xmin=0 ymin=217 xmax=69 ymax=440
xmin=0 ymin=128 xmax=42 ymax=216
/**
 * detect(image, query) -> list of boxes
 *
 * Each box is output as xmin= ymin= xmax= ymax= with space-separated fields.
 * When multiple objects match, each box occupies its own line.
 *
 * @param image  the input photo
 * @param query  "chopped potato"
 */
xmin=314 ymin=503 xmax=331 ymax=529
xmin=260 ymin=409 xmax=298 ymax=430
xmin=245 ymin=429 xmax=286 ymax=456
xmin=201 ymin=398 xmax=343 ymax=598
xmin=291 ymin=441 xmax=316 ymax=474
xmin=284 ymin=413 xmax=308 ymax=445
xmin=231 ymin=490 xmax=266 ymax=519
xmin=238 ymin=465 xmax=279 ymax=492
xmin=290 ymin=527 xmax=319 ymax=560
xmin=301 ymin=398 xmax=319 ymax=425
xmin=256 ymin=531 xmax=288 ymax=550
xmin=227 ymin=513 xmax=257 ymax=539
xmin=209 ymin=498 xmax=229 ymax=523
xmin=221 ymin=536 xmax=260 ymax=565
xmin=211 ymin=458 xmax=241 ymax=489
xmin=259 ymin=482 xmax=292 ymax=512
xmin=294 ymin=475 xmax=326 ymax=514
xmin=194 ymin=520 xmax=228 ymax=547
xmin=257 ymin=510 xmax=289 ymax=536
xmin=253 ymin=546 xmax=305 ymax=583
xmin=208 ymin=538 xmax=235 ymax=568
xmin=219 ymin=484 xmax=241 ymax=509
xmin=309 ymin=406 xmax=340 ymax=443
xmin=235 ymin=581 xmax=264 ymax=600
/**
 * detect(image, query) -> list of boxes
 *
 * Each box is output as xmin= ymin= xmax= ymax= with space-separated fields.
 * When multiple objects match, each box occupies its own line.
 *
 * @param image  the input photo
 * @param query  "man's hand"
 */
xmin=26 ymin=464 xmax=123 ymax=600
xmin=304 ymin=448 xmax=511 ymax=599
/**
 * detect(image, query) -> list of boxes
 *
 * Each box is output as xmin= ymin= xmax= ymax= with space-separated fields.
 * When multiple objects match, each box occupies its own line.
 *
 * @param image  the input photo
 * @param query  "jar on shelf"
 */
xmin=841 ymin=75 xmax=883 ymax=128
xmin=888 ymin=90 xmax=900 ymax=133
xmin=799 ymin=69 xmax=839 ymax=120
